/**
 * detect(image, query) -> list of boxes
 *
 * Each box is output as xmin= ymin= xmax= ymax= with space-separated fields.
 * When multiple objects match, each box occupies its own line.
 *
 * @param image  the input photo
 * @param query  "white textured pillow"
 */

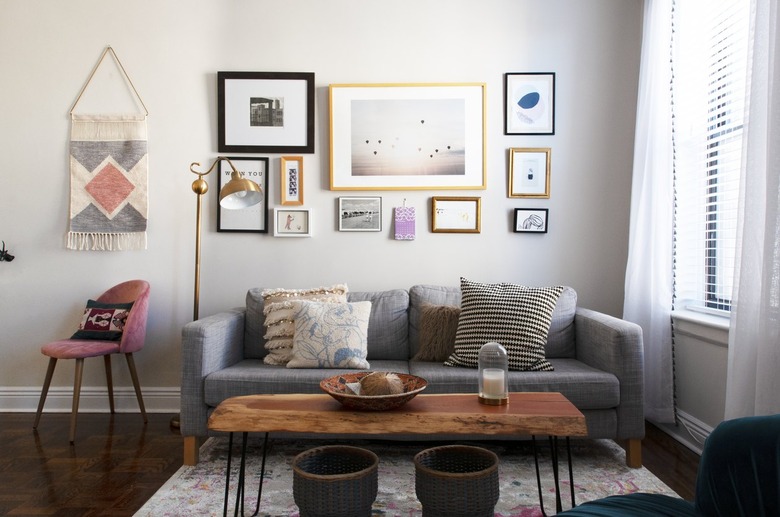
xmin=261 ymin=284 xmax=348 ymax=365
xmin=286 ymin=300 xmax=372 ymax=369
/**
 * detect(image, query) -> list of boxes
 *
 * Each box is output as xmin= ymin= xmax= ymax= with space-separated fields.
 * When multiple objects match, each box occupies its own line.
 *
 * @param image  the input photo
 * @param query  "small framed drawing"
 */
xmin=280 ymin=156 xmax=304 ymax=206
xmin=217 ymin=157 xmax=269 ymax=233
xmin=431 ymin=196 xmax=481 ymax=233
xmin=218 ymin=71 xmax=315 ymax=153
xmin=504 ymin=72 xmax=555 ymax=135
xmin=509 ymin=147 xmax=551 ymax=198
xmin=338 ymin=196 xmax=382 ymax=232
xmin=273 ymin=208 xmax=311 ymax=237
xmin=514 ymin=208 xmax=549 ymax=233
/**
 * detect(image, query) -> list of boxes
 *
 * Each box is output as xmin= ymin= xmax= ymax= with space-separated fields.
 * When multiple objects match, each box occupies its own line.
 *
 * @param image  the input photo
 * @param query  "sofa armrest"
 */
xmin=574 ymin=307 xmax=645 ymax=441
xmin=180 ymin=307 xmax=246 ymax=437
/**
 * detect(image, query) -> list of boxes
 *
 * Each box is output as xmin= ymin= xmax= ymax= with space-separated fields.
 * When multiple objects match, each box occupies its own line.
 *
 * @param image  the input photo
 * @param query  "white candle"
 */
xmin=482 ymin=368 xmax=506 ymax=398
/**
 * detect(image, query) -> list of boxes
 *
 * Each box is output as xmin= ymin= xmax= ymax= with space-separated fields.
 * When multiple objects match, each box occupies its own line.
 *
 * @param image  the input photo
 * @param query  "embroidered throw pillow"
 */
xmin=71 ymin=300 xmax=134 ymax=341
xmin=261 ymin=284 xmax=348 ymax=365
xmin=444 ymin=278 xmax=563 ymax=371
xmin=412 ymin=304 xmax=461 ymax=362
xmin=286 ymin=300 xmax=371 ymax=369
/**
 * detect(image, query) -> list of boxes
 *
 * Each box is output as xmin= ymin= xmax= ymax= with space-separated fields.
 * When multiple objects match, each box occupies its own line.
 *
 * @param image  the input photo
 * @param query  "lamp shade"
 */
xmin=218 ymin=170 xmax=263 ymax=210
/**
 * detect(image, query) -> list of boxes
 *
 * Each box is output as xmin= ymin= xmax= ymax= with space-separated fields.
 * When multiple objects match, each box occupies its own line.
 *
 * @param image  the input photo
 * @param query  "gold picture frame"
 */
xmin=280 ymin=156 xmax=303 ymax=206
xmin=431 ymin=196 xmax=481 ymax=233
xmin=508 ymin=147 xmax=551 ymax=198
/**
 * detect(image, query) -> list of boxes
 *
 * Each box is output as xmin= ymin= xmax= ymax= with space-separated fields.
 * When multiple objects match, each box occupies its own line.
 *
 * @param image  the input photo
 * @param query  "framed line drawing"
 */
xmin=273 ymin=208 xmax=311 ymax=237
xmin=329 ymin=83 xmax=486 ymax=190
xmin=280 ymin=156 xmax=304 ymax=206
xmin=217 ymin=156 xmax=269 ymax=233
xmin=504 ymin=72 xmax=555 ymax=135
xmin=514 ymin=208 xmax=549 ymax=233
xmin=338 ymin=196 xmax=382 ymax=232
xmin=509 ymin=147 xmax=551 ymax=198
xmin=218 ymin=71 xmax=315 ymax=153
xmin=431 ymin=196 xmax=481 ymax=233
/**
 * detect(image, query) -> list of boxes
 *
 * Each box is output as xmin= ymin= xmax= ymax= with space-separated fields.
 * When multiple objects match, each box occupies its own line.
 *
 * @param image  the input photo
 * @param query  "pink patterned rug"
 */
xmin=135 ymin=438 xmax=679 ymax=516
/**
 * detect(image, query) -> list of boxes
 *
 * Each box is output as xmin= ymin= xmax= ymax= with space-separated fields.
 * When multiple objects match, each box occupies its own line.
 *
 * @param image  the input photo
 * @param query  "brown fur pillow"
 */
xmin=413 ymin=304 xmax=461 ymax=362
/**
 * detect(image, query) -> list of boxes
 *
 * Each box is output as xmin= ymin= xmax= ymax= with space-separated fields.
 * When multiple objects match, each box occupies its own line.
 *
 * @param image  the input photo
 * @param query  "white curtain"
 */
xmin=623 ymin=0 xmax=676 ymax=424
xmin=725 ymin=0 xmax=780 ymax=419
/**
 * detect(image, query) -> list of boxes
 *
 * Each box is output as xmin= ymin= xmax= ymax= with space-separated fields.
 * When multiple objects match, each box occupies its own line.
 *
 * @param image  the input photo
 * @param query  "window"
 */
xmin=672 ymin=0 xmax=750 ymax=314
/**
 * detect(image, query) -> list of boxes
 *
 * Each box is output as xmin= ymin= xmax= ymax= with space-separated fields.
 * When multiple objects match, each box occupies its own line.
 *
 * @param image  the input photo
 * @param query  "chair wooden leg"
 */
xmin=70 ymin=358 xmax=85 ymax=443
xmin=33 ymin=358 xmax=57 ymax=429
xmin=124 ymin=353 xmax=147 ymax=423
xmin=103 ymin=355 xmax=115 ymax=414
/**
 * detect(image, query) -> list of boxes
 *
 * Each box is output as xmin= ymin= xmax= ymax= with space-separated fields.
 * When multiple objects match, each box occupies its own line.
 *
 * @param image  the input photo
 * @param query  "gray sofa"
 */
xmin=180 ymin=285 xmax=645 ymax=466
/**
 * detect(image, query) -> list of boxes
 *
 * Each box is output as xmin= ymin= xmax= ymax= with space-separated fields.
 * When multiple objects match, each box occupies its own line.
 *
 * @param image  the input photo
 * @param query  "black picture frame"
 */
xmin=217 ymin=156 xmax=269 ymax=233
xmin=218 ymin=72 xmax=315 ymax=153
xmin=504 ymin=72 xmax=555 ymax=135
xmin=513 ymin=208 xmax=549 ymax=233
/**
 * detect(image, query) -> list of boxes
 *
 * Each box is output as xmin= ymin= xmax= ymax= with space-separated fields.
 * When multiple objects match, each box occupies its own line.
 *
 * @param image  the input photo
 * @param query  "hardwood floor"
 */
xmin=0 ymin=413 xmax=699 ymax=515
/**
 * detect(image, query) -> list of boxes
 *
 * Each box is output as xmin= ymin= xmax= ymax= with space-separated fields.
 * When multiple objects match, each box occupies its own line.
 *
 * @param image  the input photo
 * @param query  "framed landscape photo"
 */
xmin=514 ymin=208 xmax=549 ymax=233
xmin=217 ymin=157 xmax=269 ymax=233
xmin=509 ymin=147 xmax=551 ymax=198
xmin=329 ymin=83 xmax=486 ymax=190
xmin=504 ymin=72 xmax=555 ymax=135
xmin=218 ymin=71 xmax=315 ymax=153
xmin=273 ymin=208 xmax=311 ymax=237
xmin=338 ymin=196 xmax=382 ymax=232
xmin=431 ymin=196 xmax=481 ymax=233
xmin=280 ymin=156 xmax=303 ymax=206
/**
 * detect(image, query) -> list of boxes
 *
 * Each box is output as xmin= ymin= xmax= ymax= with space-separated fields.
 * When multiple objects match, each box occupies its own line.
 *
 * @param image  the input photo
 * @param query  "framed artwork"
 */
xmin=280 ymin=156 xmax=304 ymax=206
xmin=273 ymin=208 xmax=311 ymax=237
xmin=509 ymin=147 xmax=551 ymax=198
xmin=504 ymin=72 xmax=555 ymax=135
xmin=329 ymin=83 xmax=486 ymax=190
xmin=218 ymin=71 xmax=315 ymax=153
xmin=338 ymin=196 xmax=382 ymax=232
xmin=217 ymin=156 xmax=269 ymax=233
xmin=431 ymin=196 xmax=481 ymax=233
xmin=514 ymin=208 xmax=549 ymax=233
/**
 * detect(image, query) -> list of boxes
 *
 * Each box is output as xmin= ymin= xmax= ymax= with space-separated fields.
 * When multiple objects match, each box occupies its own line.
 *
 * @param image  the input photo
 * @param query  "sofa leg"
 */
xmin=183 ymin=436 xmax=201 ymax=466
xmin=624 ymin=438 xmax=643 ymax=468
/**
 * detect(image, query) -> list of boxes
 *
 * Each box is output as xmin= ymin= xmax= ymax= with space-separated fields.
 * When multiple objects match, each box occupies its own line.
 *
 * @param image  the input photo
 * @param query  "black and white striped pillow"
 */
xmin=444 ymin=278 xmax=563 ymax=371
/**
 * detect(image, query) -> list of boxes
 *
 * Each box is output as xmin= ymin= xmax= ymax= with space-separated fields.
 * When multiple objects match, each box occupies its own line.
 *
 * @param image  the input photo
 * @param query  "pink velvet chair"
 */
xmin=33 ymin=280 xmax=150 ymax=443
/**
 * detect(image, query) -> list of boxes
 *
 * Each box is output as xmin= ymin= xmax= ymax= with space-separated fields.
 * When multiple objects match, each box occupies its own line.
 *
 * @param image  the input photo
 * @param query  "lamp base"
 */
xmin=478 ymin=395 xmax=508 ymax=406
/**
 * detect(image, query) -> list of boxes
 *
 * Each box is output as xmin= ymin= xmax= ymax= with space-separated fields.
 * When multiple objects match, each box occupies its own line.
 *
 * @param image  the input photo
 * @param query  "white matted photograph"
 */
xmin=509 ymin=147 xmax=551 ymax=198
xmin=273 ymin=208 xmax=311 ymax=237
xmin=338 ymin=197 xmax=382 ymax=232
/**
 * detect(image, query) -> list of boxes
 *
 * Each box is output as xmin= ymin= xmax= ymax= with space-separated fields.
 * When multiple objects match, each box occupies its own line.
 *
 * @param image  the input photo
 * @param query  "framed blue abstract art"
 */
xmin=504 ymin=72 xmax=555 ymax=135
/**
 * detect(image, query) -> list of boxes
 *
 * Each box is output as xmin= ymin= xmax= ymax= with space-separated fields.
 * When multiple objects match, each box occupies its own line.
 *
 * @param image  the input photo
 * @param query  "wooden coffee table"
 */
xmin=208 ymin=392 xmax=587 ymax=516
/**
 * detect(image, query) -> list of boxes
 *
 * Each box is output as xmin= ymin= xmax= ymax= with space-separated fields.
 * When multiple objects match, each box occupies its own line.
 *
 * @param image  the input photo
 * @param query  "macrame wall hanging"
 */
xmin=67 ymin=46 xmax=149 ymax=251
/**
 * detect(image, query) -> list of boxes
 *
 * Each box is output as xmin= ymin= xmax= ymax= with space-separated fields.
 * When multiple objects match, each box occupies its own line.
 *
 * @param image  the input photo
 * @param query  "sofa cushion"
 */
xmin=71 ymin=300 xmax=133 ymax=341
xmin=287 ymin=301 xmax=371 ymax=369
xmin=408 ymin=285 xmax=461 ymax=358
xmin=412 ymin=304 xmax=460 ymax=362
xmin=245 ymin=288 xmax=268 ymax=359
xmin=444 ymin=278 xmax=563 ymax=371
xmin=348 ymin=290 xmax=410 ymax=360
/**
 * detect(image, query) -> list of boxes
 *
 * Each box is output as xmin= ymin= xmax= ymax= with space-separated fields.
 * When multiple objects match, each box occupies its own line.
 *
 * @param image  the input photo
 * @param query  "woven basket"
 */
xmin=293 ymin=445 xmax=379 ymax=517
xmin=414 ymin=445 xmax=500 ymax=517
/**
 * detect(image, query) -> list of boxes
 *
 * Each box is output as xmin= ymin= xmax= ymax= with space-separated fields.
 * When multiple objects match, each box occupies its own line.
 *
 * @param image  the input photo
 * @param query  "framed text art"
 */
xmin=504 ymin=72 xmax=555 ymax=135
xmin=514 ymin=208 xmax=549 ymax=233
xmin=280 ymin=156 xmax=304 ymax=206
xmin=218 ymin=72 xmax=315 ymax=153
xmin=431 ymin=196 xmax=481 ymax=233
xmin=273 ymin=208 xmax=311 ymax=237
xmin=329 ymin=83 xmax=486 ymax=190
xmin=217 ymin=157 xmax=269 ymax=233
xmin=508 ymin=147 xmax=551 ymax=198
xmin=338 ymin=196 xmax=382 ymax=232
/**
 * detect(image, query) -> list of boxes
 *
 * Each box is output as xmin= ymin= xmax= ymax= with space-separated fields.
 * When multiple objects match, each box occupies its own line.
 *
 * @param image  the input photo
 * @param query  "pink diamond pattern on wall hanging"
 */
xmin=85 ymin=162 xmax=136 ymax=215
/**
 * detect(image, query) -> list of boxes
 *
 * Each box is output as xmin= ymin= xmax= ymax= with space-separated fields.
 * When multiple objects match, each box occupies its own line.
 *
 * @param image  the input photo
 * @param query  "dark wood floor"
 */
xmin=0 ymin=413 xmax=699 ymax=515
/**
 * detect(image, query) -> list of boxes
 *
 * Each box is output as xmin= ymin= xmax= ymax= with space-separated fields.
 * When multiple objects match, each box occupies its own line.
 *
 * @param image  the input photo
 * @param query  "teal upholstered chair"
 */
xmin=559 ymin=414 xmax=780 ymax=516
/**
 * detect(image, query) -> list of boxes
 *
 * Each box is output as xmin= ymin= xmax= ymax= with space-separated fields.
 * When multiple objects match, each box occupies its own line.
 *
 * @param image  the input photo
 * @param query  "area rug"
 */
xmin=135 ymin=437 xmax=679 ymax=516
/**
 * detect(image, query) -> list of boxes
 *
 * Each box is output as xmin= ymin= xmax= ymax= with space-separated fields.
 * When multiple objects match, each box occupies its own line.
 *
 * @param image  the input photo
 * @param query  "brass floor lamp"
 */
xmin=171 ymin=156 xmax=263 ymax=429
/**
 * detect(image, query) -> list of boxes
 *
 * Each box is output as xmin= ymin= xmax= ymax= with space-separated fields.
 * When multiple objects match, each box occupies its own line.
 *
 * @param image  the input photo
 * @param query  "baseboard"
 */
xmin=0 ymin=386 xmax=181 ymax=413
xmin=650 ymin=409 xmax=713 ymax=455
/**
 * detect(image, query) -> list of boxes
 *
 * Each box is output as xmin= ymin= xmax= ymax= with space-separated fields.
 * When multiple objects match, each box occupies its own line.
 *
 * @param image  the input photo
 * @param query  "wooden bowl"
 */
xmin=320 ymin=372 xmax=428 ymax=411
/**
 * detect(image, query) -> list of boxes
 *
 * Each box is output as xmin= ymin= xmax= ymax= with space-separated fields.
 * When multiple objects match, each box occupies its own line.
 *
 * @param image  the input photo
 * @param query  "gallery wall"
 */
xmin=0 ymin=0 xmax=643 ymax=411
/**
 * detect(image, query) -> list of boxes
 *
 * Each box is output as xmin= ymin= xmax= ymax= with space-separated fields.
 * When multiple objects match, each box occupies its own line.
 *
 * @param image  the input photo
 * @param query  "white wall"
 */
xmin=0 ymin=0 xmax=643 ymax=411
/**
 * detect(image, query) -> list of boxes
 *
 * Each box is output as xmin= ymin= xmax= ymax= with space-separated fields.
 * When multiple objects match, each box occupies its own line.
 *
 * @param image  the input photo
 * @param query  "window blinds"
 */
xmin=672 ymin=0 xmax=750 ymax=314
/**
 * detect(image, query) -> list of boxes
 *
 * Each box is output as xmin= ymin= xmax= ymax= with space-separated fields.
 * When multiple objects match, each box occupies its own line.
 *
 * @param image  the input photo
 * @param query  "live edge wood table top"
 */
xmin=208 ymin=392 xmax=587 ymax=438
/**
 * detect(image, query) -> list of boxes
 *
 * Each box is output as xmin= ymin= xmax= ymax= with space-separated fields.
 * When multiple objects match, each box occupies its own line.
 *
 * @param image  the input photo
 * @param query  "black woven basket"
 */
xmin=293 ymin=445 xmax=379 ymax=517
xmin=414 ymin=445 xmax=500 ymax=517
